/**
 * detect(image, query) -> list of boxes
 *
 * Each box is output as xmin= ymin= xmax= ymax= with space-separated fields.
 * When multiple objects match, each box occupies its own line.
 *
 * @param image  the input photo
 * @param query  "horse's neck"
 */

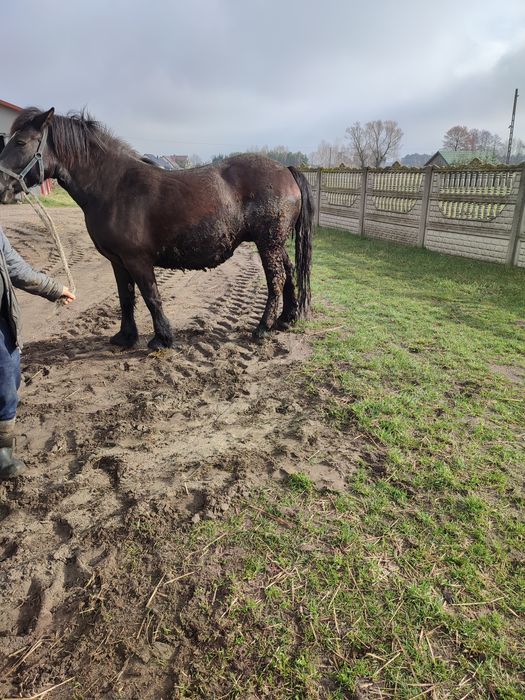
xmin=56 ymin=154 xmax=121 ymax=209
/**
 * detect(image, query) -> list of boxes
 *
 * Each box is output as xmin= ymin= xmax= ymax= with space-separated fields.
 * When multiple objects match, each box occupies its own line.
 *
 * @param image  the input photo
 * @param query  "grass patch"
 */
xmin=39 ymin=183 xmax=77 ymax=207
xmin=305 ymin=228 xmax=524 ymax=481
xmin=288 ymin=472 xmax=315 ymax=494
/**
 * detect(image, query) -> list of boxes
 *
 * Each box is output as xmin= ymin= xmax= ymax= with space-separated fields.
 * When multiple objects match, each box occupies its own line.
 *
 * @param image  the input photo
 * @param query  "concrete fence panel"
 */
xmin=301 ymin=164 xmax=525 ymax=267
xmin=363 ymin=169 xmax=424 ymax=247
xmin=425 ymin=169 xmax=521 ymax=264
xmin=319 ymin=170 xmax=362 ymax=234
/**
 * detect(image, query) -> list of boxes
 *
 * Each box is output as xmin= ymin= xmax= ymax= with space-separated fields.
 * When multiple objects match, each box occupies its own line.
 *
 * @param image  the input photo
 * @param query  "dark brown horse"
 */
xmin=0 ymin=108 xmax=313 ymax=349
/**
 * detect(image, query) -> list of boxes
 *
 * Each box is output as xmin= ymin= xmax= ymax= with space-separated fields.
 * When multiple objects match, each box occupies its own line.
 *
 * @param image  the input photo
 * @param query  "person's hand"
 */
xmin=60 ymin=287 xmax=76 ymax=305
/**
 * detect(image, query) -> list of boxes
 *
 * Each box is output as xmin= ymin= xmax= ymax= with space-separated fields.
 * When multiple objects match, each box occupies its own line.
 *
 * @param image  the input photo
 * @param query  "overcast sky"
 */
xmin=2 ymin=0 xmax=524 ymax=160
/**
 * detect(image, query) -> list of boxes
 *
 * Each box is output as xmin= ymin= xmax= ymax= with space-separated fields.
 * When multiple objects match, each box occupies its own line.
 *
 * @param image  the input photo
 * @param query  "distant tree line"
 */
xmin=442 ymin=125 xmax=524 ymax=163
xmin=201 ymin=122 xmax=524 ymax=170
xmin=443 ymin=125 xmax=501 ymax=153
xmin=307 ymin=121 xmax=524 ymax=168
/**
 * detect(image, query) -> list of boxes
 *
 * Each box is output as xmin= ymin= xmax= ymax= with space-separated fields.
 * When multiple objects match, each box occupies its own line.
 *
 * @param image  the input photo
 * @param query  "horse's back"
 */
xmin=218 ymin=154 xmax=299 ymax=197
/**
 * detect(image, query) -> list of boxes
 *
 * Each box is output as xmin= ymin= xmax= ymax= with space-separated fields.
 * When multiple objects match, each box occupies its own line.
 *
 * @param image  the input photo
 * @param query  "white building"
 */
xmin=0 ymin=99 xmax=22 ymax=153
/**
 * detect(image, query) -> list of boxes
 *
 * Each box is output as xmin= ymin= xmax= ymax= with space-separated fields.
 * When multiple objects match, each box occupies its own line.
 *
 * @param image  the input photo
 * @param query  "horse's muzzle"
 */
xmin=0 ymin=173 xmax=16 ymax=195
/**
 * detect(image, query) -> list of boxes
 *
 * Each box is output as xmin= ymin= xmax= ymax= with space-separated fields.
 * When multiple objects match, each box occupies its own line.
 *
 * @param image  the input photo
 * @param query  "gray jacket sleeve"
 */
xmin=0 ymin=227 xmax=63 ymax=301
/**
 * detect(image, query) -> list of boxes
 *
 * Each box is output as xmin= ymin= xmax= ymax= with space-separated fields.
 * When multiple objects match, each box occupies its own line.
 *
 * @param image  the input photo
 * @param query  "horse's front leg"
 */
xmin=129 ymin=264 xmax=174 ymax=349
xmin=110 ymin=262 xmax=139 ymax=347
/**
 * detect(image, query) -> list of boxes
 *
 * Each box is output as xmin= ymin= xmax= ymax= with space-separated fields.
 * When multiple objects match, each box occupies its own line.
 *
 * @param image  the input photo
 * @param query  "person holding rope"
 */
xmin=0 ymin=225 xmax=75 ymax=479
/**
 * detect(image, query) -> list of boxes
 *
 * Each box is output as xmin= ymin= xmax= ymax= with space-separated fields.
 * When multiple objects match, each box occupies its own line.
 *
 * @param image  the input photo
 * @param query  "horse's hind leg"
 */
xmin=110 ymin=262 xmax=139 ymax=347
xmin=253 ymin=245 xmax=285 ymax=339
xmin=276 ymin=250 xmax=299 ymax=330
xmin=127 ymin=263 xmax=174 ymax=349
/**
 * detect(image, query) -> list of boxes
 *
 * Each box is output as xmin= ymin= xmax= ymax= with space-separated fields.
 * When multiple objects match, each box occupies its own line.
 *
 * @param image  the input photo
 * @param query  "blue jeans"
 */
xmin=0 ymin=316 xmax=20 ymax=421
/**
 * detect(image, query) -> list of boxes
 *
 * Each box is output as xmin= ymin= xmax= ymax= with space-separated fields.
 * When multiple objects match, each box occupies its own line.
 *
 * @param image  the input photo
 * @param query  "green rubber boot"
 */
xmin=0 ymin=419 xmax=26 ymax=479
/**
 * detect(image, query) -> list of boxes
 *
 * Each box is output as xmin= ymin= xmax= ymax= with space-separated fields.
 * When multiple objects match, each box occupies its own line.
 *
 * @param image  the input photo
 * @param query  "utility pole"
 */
xmin=506 ymin=88 xmax=519 ymax=164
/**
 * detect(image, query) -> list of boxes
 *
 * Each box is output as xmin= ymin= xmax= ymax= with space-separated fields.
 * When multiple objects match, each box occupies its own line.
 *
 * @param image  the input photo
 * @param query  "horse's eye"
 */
xmin=15 ymin=139 xmax=26 ymax=147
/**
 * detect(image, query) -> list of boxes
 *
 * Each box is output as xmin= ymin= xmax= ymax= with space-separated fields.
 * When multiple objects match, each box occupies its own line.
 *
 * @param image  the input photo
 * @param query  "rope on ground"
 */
xmin=23 ymin=191 xmax=76 ymax=294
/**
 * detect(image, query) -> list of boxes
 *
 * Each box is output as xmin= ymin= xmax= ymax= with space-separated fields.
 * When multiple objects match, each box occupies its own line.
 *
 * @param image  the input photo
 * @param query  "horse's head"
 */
xmin=0 ymin=107 xmax=54 ymax=195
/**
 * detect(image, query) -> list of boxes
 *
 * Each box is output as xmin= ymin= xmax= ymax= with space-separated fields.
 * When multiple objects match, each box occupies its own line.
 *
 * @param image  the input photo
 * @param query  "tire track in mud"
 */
xmin=0 ymin=206 xmax=363 ymax=697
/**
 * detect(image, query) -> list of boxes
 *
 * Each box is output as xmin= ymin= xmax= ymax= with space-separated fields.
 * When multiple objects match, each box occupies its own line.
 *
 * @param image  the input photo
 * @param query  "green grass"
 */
xmin=305 ymin=229 xmax=524 ymax=480
xmin=169 ymin=231 xmax=523 ymax=698
xmin=39 ymin=184 xmax=77 ymax=207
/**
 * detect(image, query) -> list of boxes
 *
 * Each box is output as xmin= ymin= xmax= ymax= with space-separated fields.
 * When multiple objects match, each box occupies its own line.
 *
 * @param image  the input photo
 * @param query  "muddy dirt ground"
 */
xmin=0 ymin=205 xmax=364 ymax=698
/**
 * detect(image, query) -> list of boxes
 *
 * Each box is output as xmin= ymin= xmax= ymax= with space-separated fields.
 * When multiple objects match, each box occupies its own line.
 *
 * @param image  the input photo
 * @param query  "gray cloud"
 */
xmin=2 ymin=0 xmax=524 ymax=159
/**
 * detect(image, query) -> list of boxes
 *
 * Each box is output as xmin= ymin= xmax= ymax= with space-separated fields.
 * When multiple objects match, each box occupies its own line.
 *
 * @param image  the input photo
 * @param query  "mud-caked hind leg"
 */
xmin=253 ymin=246 xmax=286 ymax=339
xmin=276 ymin=250 xmax=299 ymax=330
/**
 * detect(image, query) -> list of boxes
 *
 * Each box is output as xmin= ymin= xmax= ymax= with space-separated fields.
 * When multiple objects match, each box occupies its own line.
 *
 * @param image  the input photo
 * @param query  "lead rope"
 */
xmin=0 ymin=127 xmax=75 ymax=297
xmin=22 ymin=190 xmax=76 ymax=297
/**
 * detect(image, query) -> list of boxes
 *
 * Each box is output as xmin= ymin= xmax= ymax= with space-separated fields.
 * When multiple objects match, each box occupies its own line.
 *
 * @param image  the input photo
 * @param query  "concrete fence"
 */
xmin=301 ymin=165 xmax=525 ymax=267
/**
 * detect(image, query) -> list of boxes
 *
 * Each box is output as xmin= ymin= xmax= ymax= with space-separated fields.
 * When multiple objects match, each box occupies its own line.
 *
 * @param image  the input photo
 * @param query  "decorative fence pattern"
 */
xmin=301 ymin=165 xmax=525 ymax=267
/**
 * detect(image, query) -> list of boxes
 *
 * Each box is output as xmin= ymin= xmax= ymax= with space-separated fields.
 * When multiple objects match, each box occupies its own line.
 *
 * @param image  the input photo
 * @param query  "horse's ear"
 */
xmin=31 ymin=108 xmax=55 ymax=132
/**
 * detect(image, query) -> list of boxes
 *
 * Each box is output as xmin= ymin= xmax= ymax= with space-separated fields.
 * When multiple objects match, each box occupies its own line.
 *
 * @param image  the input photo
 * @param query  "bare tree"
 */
xmin=465 ymin=128 xmax=498 ymax=152
xmin=188 ymin=153 xmax=203 ymax=167
xmin=442 ymin=125 xmax=471 ymax=151
xmin=476 ymin=129 xmax=493 ymax=151
xmin=345 ymin=120 xmax=403 ymax=167
xmin=466 ymin=128 xmax=480 ymax=151
xmin=490 ymin=134 xmax=505 ymax=160
xmin=367 ymin=120 xmax=403 ymax=167
xmin=309 ymin=140 xmax=333 ymax=167
xmin=310 ymin=139 xmax=352 ymax=167
xmin=345 ymin=122 xmax=369 ymax=167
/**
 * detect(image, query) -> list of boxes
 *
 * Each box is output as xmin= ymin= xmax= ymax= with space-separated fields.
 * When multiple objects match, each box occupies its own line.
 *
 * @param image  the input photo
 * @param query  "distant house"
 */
xmin=165 ymin=154 xmax=189 ymax=169
xmin=425 ymin=150 xmax=500 ymax=167
xmin=0 ymin=98 xmax=22 ymax=153
xmin=143 ymin=153 xmax=188 ymax=170
xmin=143 ymin=153 xmax=178 ymax=170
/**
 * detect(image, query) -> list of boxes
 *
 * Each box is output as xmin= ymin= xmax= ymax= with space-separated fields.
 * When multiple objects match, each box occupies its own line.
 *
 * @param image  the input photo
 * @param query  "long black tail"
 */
xmin=288 ymin=166 xmax=314 ymax=319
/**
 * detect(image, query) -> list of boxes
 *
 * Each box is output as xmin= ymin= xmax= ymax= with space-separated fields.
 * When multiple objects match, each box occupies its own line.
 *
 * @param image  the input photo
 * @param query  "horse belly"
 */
xmin=155 ymin=233 xmax=239 ymax=271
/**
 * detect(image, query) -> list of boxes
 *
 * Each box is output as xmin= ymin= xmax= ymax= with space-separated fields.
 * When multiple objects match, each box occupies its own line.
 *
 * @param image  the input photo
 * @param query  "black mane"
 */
xmin=11 ymin=107 xmax=139 ymax=169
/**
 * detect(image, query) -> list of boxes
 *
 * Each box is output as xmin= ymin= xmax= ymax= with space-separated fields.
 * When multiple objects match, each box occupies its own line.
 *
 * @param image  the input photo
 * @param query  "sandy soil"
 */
xmin=0 ymin=205 xmax=363 ymax=698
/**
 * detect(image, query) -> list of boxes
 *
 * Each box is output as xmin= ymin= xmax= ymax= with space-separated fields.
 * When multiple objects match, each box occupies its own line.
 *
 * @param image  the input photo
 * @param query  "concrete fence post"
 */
xmin=506 ymin=164 xmax=525 ymax=266
xmin=418 ymin=166 xmax=433 ymax=248
xmin=315 ymin=168 xmax=322 ymax=229
xmin=358 ymin=167 xmax=368 ymax=236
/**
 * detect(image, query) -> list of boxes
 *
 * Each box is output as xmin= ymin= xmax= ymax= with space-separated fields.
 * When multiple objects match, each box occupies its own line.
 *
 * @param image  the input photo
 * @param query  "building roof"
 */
xmin=143 ymin=154 xmax=178 ymax=170
xmin=0 ymin=99 xmax=22 ymax=112
xmin=160 ymin=156 xmax=182 ymax=170
xmin=165 ymin=155 xmax=188 ymax=168
xmin=426 ymin=149 xmax=501 ymax=166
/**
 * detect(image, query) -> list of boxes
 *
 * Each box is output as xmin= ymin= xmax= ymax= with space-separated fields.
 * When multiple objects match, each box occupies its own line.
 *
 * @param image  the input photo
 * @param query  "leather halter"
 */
xmin=0 ymin=127 xmax=48 ymax=193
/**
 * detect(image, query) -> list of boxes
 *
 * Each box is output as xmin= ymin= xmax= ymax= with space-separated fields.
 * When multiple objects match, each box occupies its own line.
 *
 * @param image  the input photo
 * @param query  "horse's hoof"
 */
xmin=110 ymin=330 xmax=138 ymax=348
xmin=148 ymin=336 xmax=173 ymax=350
xmin=252 ymin=325 xmax=270 ymax=341
xmin=276 ymin=312 xmax=298 ymax=331
xmin=275 ymin=319 xmax=292 ymax=331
